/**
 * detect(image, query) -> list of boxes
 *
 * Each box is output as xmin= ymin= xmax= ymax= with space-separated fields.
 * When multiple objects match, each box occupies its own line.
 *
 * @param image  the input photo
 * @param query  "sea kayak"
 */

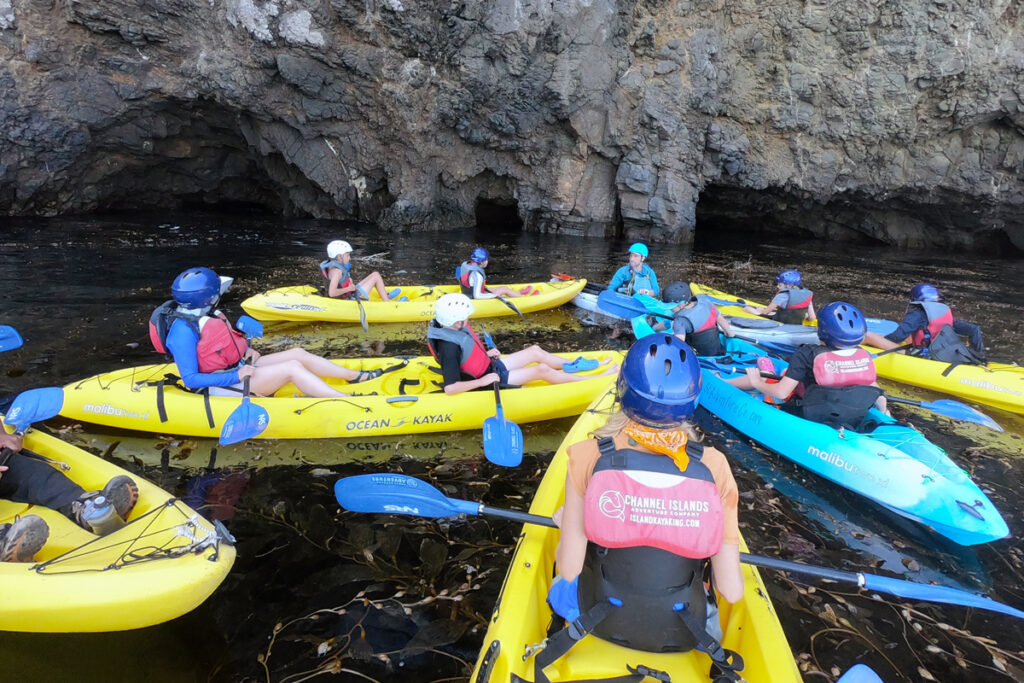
xmin=0 ymin=427 xmax=235 ymax=632
xmin=690 ymin=284 xmax=1024 ymax=415
xmin=60 ymin=351 xmax=623 ymax=439
xmin=240 ymin=278 xmax=586 ymax=323
xmin=471 ymin=383 xmax=803 ymax=683
xmin=700 ymin=341 xmax=1008 ymax=546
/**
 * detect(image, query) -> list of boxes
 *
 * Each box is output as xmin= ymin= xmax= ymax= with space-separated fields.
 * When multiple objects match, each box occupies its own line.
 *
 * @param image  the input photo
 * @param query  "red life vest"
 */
xmin=773 ymin=288 xmax=814 ymax=324
xmin=910 ymin=302 xmax=954 ymax=347
xmin=672 ymin=297 xmax=724 ymax=357
xmin=320 ymin=259 xmax=354 ymax=298
xmin=425 ymin=321 xmax=491 ymax=378
xmin=457 ymin=262 xmax=486 ymax=297
xmin=583 ymin=441 xmax=724 ymax=560
xmin=811 ymin=347 xmax=877 ymax=387
xmin=195 ymin=313 xmax=249 ymax=373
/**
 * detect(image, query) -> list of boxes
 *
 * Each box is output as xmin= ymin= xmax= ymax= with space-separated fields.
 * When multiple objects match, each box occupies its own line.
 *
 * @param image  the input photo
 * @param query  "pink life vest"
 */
xmin=583 ymin=440 xmax=724 ymax=560
xmin=195 ymin=313 xmax=249 ymax=373
xmin=811 ymin=347 xmax=877 ymax=387
xmin=910 ymin=301 xmax=954 ymax=347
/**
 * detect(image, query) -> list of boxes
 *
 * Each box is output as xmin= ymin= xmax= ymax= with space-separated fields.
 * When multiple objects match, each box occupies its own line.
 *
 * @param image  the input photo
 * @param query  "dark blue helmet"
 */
xmin=663 ymin=281 xmax=693 ymax=303
xmin=776 ymin=269 xmax=802 ymax=286
xmin=172 ymin=267 xmax=221 ymax=308
xmin=817 ymin=302 xmax=867 ymax=349
xmin=618 ymin=334 xmax=702 ymax=427
xmin=911 ymin=284 xmax=940 ymax=302
xmin=471 ymin=247 xmax=490 ymax=263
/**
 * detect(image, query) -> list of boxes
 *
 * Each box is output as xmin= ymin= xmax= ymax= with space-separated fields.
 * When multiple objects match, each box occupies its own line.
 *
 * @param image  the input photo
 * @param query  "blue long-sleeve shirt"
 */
xmin=885 ymin=307 xmax=984 ymax=350
xmin=166 ymin=318 xmax=241 ymax=389
xmin=608 ymin=264 xmax=660 ymax=297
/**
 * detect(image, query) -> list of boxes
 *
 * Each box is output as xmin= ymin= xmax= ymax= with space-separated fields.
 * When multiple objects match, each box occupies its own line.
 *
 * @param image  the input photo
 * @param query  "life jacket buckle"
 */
xmin=567 ymin=616 xmax=588 ymax=641
xmin=522 ymin=638 xmax=548 ymax=659
xmin=628 ymin=664 xmax=671 ymax=682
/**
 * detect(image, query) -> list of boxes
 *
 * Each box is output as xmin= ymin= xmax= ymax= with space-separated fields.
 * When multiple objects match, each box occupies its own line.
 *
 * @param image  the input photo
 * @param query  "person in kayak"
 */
xmin=0 ymin=424 xmax=141 ymax=558
xmin=322 ymin=240 xmax=402 ymax=300
xmin=742 ymin=269 xmax=815 ymax=324
xmin=545 ymin=335 xmax=744 ymax=681
xmin=862 ymin=283 xmax=986 ymax=365
xmin=734 ymin=302 xmax=888 ymax=429
xmin=157 ymin=267 xmax=381 ymax=398
xmin=457 ymin=247 xmax=534 ymax=299
xmin=607 ymin=242 xmax=659 ymax=297
xmin=427 ymin=293 xmax=617 ymax=395
xmin=668 ymin=284 xmax=736 ymax=356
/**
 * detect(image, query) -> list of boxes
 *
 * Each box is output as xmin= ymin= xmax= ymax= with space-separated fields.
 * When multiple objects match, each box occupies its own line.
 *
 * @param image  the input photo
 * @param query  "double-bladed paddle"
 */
xmin=0 ymin=325 xmax=24 ymax=353
xmin=1 ymin=387 xmax=65 ymax=466
xmin=479 ymin=325 xmax=524 ymax=467
xmin=701 ymin=357 xmax=1004 ymax=432
xmin=218 ymin=317 xmax=270 ymax=445
xmin=489 ymin=291 xmax=525 ymax=320
xmin=334 ymin=473 xmax=1024 ymax=620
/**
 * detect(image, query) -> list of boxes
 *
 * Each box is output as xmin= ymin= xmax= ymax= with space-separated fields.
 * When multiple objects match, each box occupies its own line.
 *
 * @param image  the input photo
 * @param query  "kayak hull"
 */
xmin=701 ymin=343 xmax=1008 ymax=546
xmin=240 ymin=279 xmax=586 ymax=323
xmin=60 ymin=351 xmax=623 ymax=439
xmin=0 ymin=429 xmax=235 ymax=632
xmin=470 ymin=384 xmax=802 ymax=683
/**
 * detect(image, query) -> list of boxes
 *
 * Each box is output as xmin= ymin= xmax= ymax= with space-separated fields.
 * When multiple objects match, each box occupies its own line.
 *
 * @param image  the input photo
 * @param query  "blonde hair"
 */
xmin=591 ymin=409 xmax=701 ymax=441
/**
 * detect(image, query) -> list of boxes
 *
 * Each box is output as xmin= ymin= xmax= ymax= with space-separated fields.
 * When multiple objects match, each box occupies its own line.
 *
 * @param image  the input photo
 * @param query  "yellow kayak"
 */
xmin=471 ymin=384 xmax=801 ymax=683
xmin=60 ymin=351 xmax=624 ymax=439
xmin=240 ymin=279 xmax=587 ymax=323
xmin=0 ymin=428 xmax=235 ymax=632
xmin=692 ymin=283 xmax=1024 ymax=415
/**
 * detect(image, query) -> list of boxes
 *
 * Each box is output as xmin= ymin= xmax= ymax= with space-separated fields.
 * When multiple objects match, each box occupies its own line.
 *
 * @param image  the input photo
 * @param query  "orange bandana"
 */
xmin=622 ymin=420 xmax=690 ymax=471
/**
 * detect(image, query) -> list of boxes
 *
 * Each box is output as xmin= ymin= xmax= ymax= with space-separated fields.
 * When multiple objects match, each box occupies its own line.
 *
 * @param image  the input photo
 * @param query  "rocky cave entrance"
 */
xmin=475 ymin=197 xmax=523 ymax=234
xmin=694 ymin=185 xmax=821 ymax=248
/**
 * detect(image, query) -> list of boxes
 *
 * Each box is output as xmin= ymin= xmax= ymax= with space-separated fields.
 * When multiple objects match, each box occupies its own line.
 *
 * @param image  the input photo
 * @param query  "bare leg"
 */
xmin=501 ymin=345 xmax=613 ymax=372
xmin=358 ymin=272 xmax=389 ymax=299
xmin=486 ymin=285 xmax=523 ymax=298
xmin=248 ymin=360 xmax=349 ymax=398
xmin=257 ymin=347 xmax=360 ymax=381
xmin=507 ymin=362 xmax=618 ymax=386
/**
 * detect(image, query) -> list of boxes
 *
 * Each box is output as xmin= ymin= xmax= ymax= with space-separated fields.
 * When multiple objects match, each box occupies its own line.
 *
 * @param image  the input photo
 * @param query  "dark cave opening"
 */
xmin=475 ymin=197 xmax=523 ymax=234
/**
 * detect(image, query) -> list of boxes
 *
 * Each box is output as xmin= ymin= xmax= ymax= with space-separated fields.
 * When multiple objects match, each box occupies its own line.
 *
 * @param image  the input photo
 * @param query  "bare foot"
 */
xmin=599 ymin=363 xmax=620 ymax=377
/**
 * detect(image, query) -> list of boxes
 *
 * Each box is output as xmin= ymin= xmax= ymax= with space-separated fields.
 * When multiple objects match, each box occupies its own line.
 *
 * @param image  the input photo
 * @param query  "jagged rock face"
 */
xmin=1 ymin=0 xmax=1022 ymax=250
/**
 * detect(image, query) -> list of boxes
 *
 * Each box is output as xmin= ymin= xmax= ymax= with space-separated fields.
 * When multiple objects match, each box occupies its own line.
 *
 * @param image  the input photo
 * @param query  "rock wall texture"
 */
xmin=1 ymin=0 xmax=1022 ymax=250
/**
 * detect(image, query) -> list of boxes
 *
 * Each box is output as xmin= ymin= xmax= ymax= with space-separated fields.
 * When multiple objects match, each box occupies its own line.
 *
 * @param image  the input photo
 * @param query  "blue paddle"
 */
xmin=1 ymin=387 xmax=65 ymax=465
xmin=334 ymin=473 xmax=1024 ymax=620
xmin=0 ymin=325 xmax=23 ymax=353
xmin=219 ymin=377 xmax=269 ymax=445
xmin=836 ymin=664 xmax=884 ymax=683
xmin=479 ymin=325 xmax=523 ymax=467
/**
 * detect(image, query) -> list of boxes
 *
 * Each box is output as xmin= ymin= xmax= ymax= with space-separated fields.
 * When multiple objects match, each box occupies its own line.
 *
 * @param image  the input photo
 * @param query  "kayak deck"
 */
xmin=471 ymin=384 xmax=802 ymax=683
xmin=60 ymin=351 xmax=624 ymax=439
xmin=0 ymin=428 xmax=234 ymax=632
xmin=240 ymin=279 xmax=586 ymax=323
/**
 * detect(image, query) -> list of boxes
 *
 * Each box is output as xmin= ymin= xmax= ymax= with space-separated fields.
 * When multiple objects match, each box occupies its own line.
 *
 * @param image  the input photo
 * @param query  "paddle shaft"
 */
xmin=490 ymin=291 xmax=525 ymax=320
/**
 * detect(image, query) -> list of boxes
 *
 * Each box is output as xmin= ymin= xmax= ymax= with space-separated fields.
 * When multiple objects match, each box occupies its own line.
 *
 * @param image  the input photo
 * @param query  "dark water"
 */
xmin=2 ymin=214 xmax=1024 ymax=682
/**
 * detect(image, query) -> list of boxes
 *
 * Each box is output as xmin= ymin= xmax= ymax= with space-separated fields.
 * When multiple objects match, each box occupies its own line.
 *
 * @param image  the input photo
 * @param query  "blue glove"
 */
xmin=547 ymin=575 xmax=580 ymax=622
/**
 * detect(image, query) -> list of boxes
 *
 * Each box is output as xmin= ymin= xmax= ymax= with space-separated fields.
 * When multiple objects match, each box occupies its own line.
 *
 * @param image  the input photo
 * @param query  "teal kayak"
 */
xmin=699 ymin=340 xmax=1008 ymax=546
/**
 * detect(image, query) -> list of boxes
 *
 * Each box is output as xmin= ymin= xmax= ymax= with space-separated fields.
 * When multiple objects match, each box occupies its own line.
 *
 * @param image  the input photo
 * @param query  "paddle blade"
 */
xmin=836 ymin=665 xmax=884 ymax=683
xmin=219 ymin=396 xmax=270 ymax=445
xmin=0 ymin=325 xmax=23 ymax=353
xmin=4 ymin=387 xmax=64 ymax=431
xmin=921 ymin=398 xmax=1003 ymax=432
xmin=357 ymin=299 xmax=368 ymax=332
xmin=235 ymin=315 xmax=264 ymax=339
xmin=483 ymin=412 xmax=524 ymax=467
xmin=861 ymin=573 xmax=1024 ymax=620
xmin=335 ymin=473 xmax=469 ymax=518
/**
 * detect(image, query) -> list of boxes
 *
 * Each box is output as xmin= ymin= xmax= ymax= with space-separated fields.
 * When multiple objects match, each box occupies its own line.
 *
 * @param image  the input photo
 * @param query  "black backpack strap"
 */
xmin=673 ymin=607 xmax=744 ymax=683
xmin=684 ymin=440 xmax=704 ymax=461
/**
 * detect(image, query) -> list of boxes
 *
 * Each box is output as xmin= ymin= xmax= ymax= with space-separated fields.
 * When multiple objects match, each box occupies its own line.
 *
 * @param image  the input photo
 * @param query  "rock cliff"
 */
xmin=1 ymin=0 xmax=1022 ymax=250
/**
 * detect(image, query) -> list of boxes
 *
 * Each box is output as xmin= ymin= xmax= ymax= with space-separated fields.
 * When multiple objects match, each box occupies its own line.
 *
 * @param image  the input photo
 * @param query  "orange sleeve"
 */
xmin=701 ymin=445 xmax=740 ymax=546
xmin=566 ymin=439 xmax=602 ymax=498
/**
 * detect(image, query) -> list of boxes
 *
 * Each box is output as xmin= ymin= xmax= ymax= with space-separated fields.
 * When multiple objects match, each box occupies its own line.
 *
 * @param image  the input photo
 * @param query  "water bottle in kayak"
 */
xmin=79 ymin=496 xmax=126 ymax=535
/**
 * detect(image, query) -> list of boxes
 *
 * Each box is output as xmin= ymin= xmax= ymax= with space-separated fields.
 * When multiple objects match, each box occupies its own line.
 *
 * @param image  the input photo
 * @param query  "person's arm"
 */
xmin=710 ymin=543 xmax=744 ymax=604
xmin=471 ymin=271 xmax=495 ymax=300
xmin=645 ymin=268 xmax=660 ymax=297
xmin=436 ymin=341 xmax=498 ymax=394
xmin=608 ymin=266 xmax=628 ymax=293
xmin=0 ymin=417 xmax=22 ymax=453
xmin=166 ymin=321 xmax=241 ymax=389
xmin=744 ymin=293 xmax=783 ymax=317
xmin=953 ymin=320 xmax=984 ymax=351
xmin=804 ymin=300 xmax=816 ymax=321
xmin=327 ymin=268 xmax=355 ymax=298
xmin=554 ymin=470 xmax=588 ymax=581
xmin=716 ymin=310 xmax=734 ymax=337
xmin=706 ymin=445 xmax=743 ymax=603
xmin=884 ymin=310 xmax=924 ymax=344
xmin=744 ymin=368 xmax=800 ymax=400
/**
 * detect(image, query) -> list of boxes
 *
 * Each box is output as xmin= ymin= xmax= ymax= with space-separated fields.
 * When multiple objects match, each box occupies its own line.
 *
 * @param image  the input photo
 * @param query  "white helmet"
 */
xmin=435 ymin=293 xmax=474 ymax=326
xmin=327 ymin=240 xmax=353 ymax=258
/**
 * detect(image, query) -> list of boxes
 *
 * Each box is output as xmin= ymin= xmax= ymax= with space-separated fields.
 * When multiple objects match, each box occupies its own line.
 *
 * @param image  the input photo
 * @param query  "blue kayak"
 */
xmin=699 ymin=339 xmax=1008 ymax=546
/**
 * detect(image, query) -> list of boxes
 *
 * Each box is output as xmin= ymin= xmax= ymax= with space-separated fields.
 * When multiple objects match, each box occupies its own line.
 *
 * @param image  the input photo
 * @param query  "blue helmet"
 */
xmin=628 ymin=242 xmax=649 ymax=258
xmin=471 ymin=247 xmax=490 ymax=263
xmin=910 ymin=283 xmax=940 ymax=302
xmin=617 ymin=334 xmax=702 ymax=427
xmin=171 ymin=267 xmax=221 ymax=308
xmin=817 ymin=302 xmax=867 ymax=349
xmin=776 ymin=269 xmax=802 ymax=286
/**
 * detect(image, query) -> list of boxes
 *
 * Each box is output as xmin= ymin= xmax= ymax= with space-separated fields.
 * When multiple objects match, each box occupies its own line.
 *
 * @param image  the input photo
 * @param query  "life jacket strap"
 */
xmin=139 ymin=372 xmax=221 ymax=429
xmin=674 ymin=604 xmax=744 ymax=682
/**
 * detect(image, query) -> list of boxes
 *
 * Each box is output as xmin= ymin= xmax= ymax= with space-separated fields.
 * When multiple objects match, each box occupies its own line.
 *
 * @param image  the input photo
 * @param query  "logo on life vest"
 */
xmin=598 ymin=490 xmax=626 ymax=521
xmin=822 ymin=358 xmax=870 ymax=374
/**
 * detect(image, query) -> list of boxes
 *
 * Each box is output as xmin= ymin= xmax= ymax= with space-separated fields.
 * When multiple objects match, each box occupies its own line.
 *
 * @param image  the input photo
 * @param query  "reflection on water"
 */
xmin=2 ymin=214 xmax=1024 ymax=682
